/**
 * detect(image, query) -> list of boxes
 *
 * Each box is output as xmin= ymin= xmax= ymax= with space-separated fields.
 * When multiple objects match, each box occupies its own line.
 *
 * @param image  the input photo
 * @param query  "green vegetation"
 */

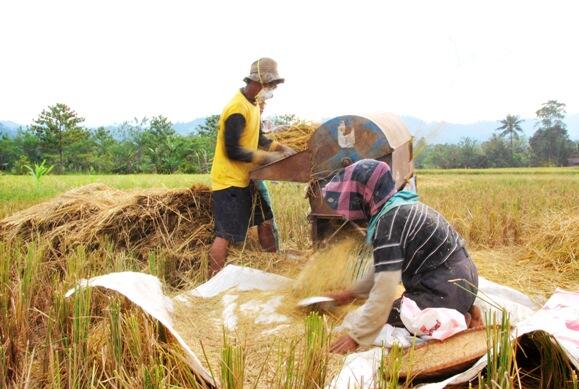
xmin=1 ymin=100 xmax=578 ymax=175
xmin=416 ymin=100 xmax=577 ymax=169
xmin=24 ymin=159 xmax=54 ymax=189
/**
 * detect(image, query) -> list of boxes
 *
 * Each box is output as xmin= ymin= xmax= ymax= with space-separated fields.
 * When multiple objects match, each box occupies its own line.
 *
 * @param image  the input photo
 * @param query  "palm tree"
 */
xmin=496 ymin=114 xmax=524 ymax=164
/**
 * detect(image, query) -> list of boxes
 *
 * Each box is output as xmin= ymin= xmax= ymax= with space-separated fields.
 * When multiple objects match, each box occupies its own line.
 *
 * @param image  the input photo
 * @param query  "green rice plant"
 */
xmin=220 ymin=332 xmax=245 ymax=389
xmin=269 ymin=336 xmax=298 ymax=388
xmin=376 ymin=342 xmax=416 ymax=389
xmin=109 ymin=298 xmax=123 ymax=369
xmin=376 ymin=344 xmax=403 ymax=389
xmin=24 ymin=159 xmax=53 ymax=190
xmin=70 ymin=287 xmax=93 ymax=387
xmin=302 ymin=312 xmax=330 ymax=387
xmin=148 ymin=251 xmax=165 ymax=281
xmin=272 ymin=312 xmax=330 ymax=389
xmin=125 ymin=312 xmax=144 ymax=361
xmin=479 ymin=308 xmax=520 ymax=389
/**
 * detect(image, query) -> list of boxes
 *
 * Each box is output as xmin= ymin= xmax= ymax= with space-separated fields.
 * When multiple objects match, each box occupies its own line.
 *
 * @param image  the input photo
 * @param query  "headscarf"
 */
xmin=321 ymin=159 xmax=419 ymax=244
xmin=321 ymin=159 xmax=397 ymax=221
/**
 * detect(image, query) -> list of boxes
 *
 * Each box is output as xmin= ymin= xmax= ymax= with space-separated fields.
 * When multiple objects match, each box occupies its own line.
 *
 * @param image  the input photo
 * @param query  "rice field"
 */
xmin=0 ymin=168 xmax=577 ymax=387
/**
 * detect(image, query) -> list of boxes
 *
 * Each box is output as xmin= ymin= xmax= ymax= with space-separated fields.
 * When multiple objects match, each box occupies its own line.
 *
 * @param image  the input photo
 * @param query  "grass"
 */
xmin=417 ymin=167 xmax=579 ymax=175
xmin=0 ymin=168 xmax=578 ymax=387
xmin=0 ymin=174 xmax=210 ymax=219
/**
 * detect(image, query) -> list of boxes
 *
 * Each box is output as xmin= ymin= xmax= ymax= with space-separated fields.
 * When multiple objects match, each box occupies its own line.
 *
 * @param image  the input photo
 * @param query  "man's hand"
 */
xmin=261 ymin=151 xmax=285 ymax=165
xmin=330 ymin=334 xmax=359 ymax=354
xmin=326 ymin=290 xmax=355 ymax=306
xmin=254 ymin=151 xmax=285 ymax=166
xmin=277 ymin=144 xmax=296 ymax=157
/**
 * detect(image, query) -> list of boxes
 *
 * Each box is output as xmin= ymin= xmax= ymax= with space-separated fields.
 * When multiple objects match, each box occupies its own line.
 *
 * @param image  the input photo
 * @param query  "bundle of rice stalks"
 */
xmin=63 ymin=184 xmax=214 ymax=256
xmin=0 ymin=183 xmax=124 ymax=241
xmin=0 ymin=184 xmax=216 ymax=286
xmin=269 ymin=122 xmax=319 ymax=152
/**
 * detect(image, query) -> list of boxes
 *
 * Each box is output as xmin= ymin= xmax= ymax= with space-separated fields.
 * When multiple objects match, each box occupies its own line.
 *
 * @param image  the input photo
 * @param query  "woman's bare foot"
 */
xmin=468 ymin=305 xmax=484 ymax=328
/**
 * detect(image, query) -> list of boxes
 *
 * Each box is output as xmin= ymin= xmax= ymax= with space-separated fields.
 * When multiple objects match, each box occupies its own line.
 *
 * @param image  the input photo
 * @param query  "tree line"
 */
xmin=0 ymin=100 xmax=577 ymax=174
xmin=0 ymin=104 xmax=220 ymax=174
xmin=416 ymin=100 xmax=577 ymax=168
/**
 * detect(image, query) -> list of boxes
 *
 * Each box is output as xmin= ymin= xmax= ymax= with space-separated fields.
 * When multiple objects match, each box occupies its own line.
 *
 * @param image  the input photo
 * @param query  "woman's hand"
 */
xmin=326 ymin=290 xmax=355 ymax=306
xmin=330 ymin=334 xmax=359 ymax=354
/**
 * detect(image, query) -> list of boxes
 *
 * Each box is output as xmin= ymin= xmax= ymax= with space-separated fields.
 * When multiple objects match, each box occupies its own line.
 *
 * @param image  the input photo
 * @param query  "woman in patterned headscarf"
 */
xmin=322 ymin=159 xmax=480 ymax=354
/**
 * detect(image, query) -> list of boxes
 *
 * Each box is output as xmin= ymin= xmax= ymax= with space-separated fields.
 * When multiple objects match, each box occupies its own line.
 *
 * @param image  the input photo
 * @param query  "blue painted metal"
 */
xmin=309 ymin=115 xmax=393 ymax=178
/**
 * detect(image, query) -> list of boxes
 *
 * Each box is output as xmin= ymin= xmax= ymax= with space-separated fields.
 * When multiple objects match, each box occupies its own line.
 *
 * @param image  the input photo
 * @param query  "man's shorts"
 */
xmin=212 ymin=182 xmax=274 ymax=243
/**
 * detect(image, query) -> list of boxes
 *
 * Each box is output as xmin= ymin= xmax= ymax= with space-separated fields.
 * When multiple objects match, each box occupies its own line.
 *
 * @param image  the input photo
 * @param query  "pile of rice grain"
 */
xmin=172 ymin=288 xmax=346 ymax=388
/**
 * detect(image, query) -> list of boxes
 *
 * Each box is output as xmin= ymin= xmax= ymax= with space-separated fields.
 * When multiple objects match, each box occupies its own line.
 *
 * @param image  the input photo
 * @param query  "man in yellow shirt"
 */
xmin=209 ymin=58 xmax=294 ymax=274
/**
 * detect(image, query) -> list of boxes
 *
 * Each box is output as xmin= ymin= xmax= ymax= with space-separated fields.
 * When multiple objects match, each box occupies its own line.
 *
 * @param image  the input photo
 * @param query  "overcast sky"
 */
xmin=1 ymin=0 xmax=578 ymax=127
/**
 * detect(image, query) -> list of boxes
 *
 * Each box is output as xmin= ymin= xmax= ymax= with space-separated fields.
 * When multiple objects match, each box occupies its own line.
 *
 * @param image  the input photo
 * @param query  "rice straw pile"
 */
xmin=470 ymin=210 xmax=579 ymax=297
xmin=518 ymin=211 xmax=578 ymax=276
xmin=269 ymin=122 xmax=319 ymax=152
xmin=0 ymin=184 xmax=215 ymax=283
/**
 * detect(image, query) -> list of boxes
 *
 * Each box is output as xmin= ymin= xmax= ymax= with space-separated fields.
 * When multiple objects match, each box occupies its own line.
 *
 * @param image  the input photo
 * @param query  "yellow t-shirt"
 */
xmin=210 ymin=90 xmax=261 ymax=191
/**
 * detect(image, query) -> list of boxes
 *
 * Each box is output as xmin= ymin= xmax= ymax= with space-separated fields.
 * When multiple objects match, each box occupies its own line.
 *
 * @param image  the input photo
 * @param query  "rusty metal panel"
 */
xmin=364 ymin=113 xmax=413 ymax=149
xmin=391 ymin=140 xmax=414 ymax=189
xmin=249 ymin=150 xmax=311 ymax=182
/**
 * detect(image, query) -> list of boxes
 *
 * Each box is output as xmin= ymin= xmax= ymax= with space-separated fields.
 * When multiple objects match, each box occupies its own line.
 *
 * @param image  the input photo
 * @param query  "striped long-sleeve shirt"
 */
xmin=372 ymin=203 xmax=466 ymax=277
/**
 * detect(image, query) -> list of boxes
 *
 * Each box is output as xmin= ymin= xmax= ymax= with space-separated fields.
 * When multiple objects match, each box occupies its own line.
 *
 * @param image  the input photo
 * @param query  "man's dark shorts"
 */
xmin=212 ymin=182 xmax=274 ymax=243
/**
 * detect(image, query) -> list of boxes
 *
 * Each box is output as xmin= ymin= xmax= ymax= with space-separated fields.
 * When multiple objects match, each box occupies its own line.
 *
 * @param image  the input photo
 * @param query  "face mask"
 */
xmin=256 ymin=87 xmax=274 ymax=101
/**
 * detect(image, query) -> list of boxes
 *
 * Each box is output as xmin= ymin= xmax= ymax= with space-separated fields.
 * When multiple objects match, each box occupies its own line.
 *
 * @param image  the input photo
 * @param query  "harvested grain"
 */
xmin=292 ymin=237 xmax=372 ymax=299
xmin=518 ymin=211 xmax=578 ymax=276
xmin=269 ymin=122 xmax=318 ymax=152
xmin=171 ymin=288 xmax=347 ymax=388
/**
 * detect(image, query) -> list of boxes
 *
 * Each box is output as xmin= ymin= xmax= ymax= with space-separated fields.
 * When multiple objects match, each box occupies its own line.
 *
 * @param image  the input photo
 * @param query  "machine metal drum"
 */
xmin=250 ymin=113 xmax=414 ymax=242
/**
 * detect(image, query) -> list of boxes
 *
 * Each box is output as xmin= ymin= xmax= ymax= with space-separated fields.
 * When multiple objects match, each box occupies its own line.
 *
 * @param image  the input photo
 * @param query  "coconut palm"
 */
xmin=496 ymin=114 xmax=524 ymax=163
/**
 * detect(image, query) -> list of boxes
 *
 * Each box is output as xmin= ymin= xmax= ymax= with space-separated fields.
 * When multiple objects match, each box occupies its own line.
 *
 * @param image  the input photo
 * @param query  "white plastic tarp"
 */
xmin=66 ymin=265 xmax=579 ymax=388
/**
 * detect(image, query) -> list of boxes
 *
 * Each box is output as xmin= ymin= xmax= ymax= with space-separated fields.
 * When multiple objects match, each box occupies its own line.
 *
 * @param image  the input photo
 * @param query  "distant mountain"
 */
xmin=402 ymin=114 xmax=579 ymax=144
xmin=2 ymin=115 xmax=577 ymax=143
xmin=172 ymin=118 xmax=206 ymax=135
xmin=0 ymin=121 xmax=22 ymax=137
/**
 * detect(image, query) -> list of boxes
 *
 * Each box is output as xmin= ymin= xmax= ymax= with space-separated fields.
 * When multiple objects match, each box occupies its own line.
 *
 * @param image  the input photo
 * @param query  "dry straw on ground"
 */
xmin=0 ymin=183 xmax=215 ymax=286
xmin=471 ymin=210 xmax=579 ymax=297
xmin=0 ymin=183 xmax=214 ymax=256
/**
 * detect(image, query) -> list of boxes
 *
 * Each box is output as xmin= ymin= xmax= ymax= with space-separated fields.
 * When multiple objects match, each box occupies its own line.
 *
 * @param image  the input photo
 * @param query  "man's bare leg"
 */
xmin=257 ymin=220 xmax=277 ymax=252
xmin=209 ymin=236 xmax=229 ymax=275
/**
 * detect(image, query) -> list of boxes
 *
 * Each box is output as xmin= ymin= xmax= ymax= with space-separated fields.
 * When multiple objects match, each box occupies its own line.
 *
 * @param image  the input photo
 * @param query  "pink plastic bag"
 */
xmin=400 ymin=296 xmax=467 ymax=340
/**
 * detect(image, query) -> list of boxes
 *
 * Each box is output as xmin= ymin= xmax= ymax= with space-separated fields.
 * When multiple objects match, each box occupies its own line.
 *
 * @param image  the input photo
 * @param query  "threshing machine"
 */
xmin=250 ymin=113 xmax=414 ymax=242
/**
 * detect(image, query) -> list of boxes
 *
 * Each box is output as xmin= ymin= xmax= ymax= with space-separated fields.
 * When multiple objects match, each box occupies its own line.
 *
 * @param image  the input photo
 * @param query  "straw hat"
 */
xmin=245 ymin=57 xmax=285 ymax=85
